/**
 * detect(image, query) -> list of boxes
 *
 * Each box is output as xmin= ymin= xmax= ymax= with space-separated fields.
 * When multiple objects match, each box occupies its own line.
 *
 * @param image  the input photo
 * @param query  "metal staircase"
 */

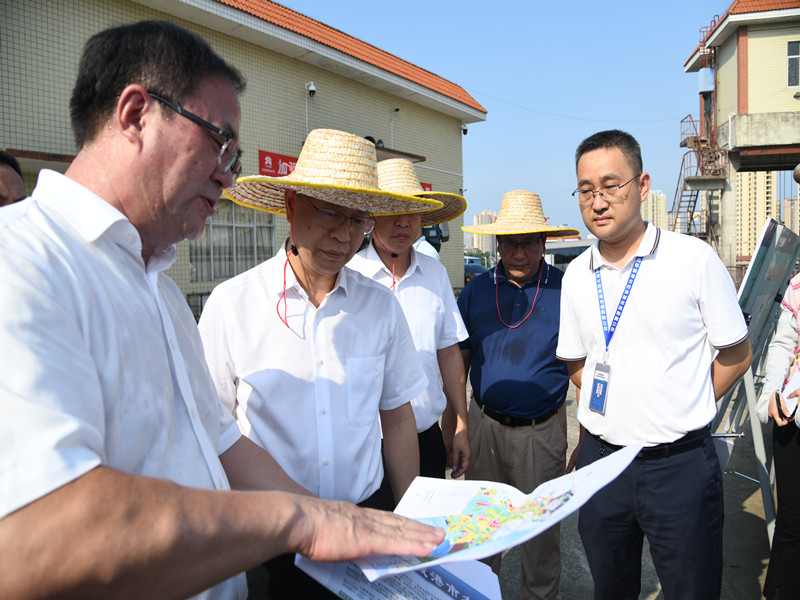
xmin=669 ymin=115 xmax=728 ymax=250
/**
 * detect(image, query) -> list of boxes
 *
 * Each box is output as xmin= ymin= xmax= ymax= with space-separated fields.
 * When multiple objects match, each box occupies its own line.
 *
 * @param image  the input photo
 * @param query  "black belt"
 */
xmin=592 ymin=426 xmax=708 ymax=460
xmin=475 ymin=399 xmax=558 ymax=427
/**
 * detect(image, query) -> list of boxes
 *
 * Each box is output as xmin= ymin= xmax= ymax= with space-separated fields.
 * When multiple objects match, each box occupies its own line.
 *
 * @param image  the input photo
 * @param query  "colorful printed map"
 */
xmin=354 ymin=441 xmax=644 ymax=582
xmin=422 ymin=487 xmax=574 ymax=558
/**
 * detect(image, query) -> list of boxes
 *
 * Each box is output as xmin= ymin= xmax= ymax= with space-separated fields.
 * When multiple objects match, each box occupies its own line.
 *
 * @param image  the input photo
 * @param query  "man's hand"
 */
xmin=286 ymin=495 xmax=445 ymax=560
xmin=441 ymin=407 xmax=470 ymax=478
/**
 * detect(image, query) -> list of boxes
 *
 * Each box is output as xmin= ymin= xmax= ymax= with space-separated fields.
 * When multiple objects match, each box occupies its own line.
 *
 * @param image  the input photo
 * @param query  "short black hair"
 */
xmin=0 ymin=150 xmax=22 ymax=178
xmin=69 ymin=20 xmax=246 ymax=148
xmin=575 ymin=129 xmax=643 ymax=176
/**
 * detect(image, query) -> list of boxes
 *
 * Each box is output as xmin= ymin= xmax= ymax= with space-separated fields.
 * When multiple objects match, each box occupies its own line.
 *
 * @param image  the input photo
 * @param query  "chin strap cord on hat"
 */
xmin=496 ymin=260 xmax=544 ymax=329
xmin=277 ymin=228 xmax=306 ymax=330
xmin=371 ymin=233 xmax=398 ymax=292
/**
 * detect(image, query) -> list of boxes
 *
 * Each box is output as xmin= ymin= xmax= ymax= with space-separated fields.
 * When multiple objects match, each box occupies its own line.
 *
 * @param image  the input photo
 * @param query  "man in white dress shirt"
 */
xmin=348 ymin=158 xmax=471 ymax=488
xmin=0 ymin=22 xmax=443 ymax=600
xmin=199 ymin=129 xmax=443 ymax=598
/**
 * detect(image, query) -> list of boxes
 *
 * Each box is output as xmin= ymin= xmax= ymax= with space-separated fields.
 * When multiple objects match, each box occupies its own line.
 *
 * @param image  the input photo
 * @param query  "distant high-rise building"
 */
xmin=736 ymin=171 xmax=780 ymax=260
xmin=463 ymin=233 xmax=474 ymax=250
xmin=783 ymin=183 xmax=800 ymax=237
xmin=473 ymin=210 xmax=496 ymax=254
xmin=641 ymin=190 xmax=667 ymax=229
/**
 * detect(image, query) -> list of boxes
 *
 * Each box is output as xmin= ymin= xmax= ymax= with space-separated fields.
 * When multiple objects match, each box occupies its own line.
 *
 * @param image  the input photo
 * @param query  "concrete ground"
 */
xmin=466 ymin=383 xmax=773 ymax=599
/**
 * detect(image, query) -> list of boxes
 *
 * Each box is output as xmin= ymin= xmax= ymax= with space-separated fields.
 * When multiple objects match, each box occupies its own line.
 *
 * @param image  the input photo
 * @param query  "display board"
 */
xmin=714 ymin=218 xmax=800 ymax=544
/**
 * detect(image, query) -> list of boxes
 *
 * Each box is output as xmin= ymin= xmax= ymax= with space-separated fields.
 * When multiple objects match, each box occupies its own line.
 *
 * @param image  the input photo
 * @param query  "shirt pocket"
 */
xmin=345 ymin=356 xmax=385 ymax=426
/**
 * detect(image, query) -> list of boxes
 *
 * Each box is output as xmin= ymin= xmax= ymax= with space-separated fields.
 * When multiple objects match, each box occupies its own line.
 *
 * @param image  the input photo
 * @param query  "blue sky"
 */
xmin=280 ymin=0 xmax=745 ymax=236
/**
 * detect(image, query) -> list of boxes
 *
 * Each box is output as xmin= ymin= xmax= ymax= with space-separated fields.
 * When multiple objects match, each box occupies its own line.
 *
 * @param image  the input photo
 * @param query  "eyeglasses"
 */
xmin=148 ymin=91 xmax=242 ymax=177
xmin=304 ymin=196 xmax=376 ymax=236
xmin=572 ymin=175 xmax=640 ymax=204
xmin=497 ymin=238 xmax=543 ymax=253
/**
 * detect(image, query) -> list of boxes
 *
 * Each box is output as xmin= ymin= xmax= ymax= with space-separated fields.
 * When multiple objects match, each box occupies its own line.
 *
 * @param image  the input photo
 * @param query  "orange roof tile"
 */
xmin=218 ymin=0 xmax=486 ymax=114
xmin=729 ymin=0 xmax=800 ymax=14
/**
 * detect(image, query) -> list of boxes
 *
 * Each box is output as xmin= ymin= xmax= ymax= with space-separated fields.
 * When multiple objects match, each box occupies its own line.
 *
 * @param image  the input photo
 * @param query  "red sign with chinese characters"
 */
xmin=258 ymin=150 xmax=298 ymax=177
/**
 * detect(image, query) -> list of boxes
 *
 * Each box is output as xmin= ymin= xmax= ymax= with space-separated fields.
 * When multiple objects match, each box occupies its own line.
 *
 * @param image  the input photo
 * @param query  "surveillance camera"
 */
xmin=461 ymin=124 xmax=468 ymax=136
xmin=305 ymin=82 xmax=316 ymax=98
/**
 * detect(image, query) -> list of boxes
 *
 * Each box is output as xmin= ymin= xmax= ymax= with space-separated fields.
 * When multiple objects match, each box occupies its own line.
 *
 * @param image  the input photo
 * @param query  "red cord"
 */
xmin=495 ymin=263 xmax=543 ymax=329
xmin=276 ymin=226 xmax=303 ymax=330
xmin=371 ymin=233 xmax=398 ymax=292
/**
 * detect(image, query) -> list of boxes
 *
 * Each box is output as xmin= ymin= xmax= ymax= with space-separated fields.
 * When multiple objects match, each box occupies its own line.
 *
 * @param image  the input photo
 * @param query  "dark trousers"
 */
xmin=576 ymin=429 xmax=723 ymax=600
xmin=246 ymin=488 xmax=393 ymax=599
xmin=764 ymin=423 xmax=800 ymax=599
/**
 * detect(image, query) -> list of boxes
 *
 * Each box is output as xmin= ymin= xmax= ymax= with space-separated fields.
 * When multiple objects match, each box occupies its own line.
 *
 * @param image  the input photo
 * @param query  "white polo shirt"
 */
xmin=348 ymin=243 xmax=468 ymax=431
xmin=0 ymin=170 xmax=246 ymax=600
xmin=199 ymin=244 xmax=426 ymax=504
xmin=556 ymin=224 xmax=748 ymax=446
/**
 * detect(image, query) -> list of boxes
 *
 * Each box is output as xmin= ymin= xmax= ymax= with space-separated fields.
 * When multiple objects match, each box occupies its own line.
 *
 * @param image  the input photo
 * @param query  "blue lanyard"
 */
xmin=595 ymin=256 xmax=642 ymax=353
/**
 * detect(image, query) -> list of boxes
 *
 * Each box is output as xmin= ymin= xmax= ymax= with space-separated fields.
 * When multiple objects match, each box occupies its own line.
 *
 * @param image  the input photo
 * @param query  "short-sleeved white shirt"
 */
xmin=0 ymin=170 xmax=246 ymax=600
xmin=198 ymin=245 xmax=426 ymax=504
xmin=348 ymin=244 xmax=468 ymax=431
xmin=556 ymin=224 xmax=748 ymax=446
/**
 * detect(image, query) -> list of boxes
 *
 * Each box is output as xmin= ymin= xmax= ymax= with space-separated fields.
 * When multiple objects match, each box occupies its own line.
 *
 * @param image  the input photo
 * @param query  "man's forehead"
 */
xmin=577 ymin=147 xmax=634 ymax=179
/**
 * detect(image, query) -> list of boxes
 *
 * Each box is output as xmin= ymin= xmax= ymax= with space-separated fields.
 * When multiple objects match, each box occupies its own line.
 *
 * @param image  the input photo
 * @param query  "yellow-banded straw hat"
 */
xmin=462 ymin=190 xmax=579 ymax=237
xmin=376 ymin=158 xmax=467 ymax=226
xmin=223 ymin=129 xmax=443 ymax=217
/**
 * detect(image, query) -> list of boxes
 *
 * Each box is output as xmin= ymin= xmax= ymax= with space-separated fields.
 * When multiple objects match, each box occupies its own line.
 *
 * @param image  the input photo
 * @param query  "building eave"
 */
xmin=685 ymin=7 xmax=800 ymax=72
xmin=132 ymin=0 xmax=487 ymax=124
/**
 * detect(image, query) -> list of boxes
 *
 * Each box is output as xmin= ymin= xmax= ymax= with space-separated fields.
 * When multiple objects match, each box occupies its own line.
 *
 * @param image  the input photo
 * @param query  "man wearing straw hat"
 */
xmin=0 ymin=23 xmax=443 ymax=600
xmin=458 ymin=190 xmax=579 ymax=600
xmin=348 ymin=158 xmax=471 ymax=487
xmin=199 ymin=129 xmax=442 ymax=597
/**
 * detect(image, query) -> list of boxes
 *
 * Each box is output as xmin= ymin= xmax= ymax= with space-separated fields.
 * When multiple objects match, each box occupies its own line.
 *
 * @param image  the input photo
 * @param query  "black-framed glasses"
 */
xmin=148 ymin=91 xmax=242 ymax=177
xmin=304 ymin=196 xmax=376 ymax=236
xmin=572 ymin=175 xmax=640 ymax=205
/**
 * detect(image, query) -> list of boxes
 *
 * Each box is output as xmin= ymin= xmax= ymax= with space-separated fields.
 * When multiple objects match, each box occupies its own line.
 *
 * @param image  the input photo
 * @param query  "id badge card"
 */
xmin=589 ymin=362 xmax=611 ymax=415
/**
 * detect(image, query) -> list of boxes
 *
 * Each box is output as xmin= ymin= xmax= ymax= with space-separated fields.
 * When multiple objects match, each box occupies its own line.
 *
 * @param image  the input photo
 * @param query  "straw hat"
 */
xmin=223 ymin=129 xmax=442 ymax=217
xmin=376 ymin=158 xmax=467 ymax=226
xmin=462 ymin=190 xmax=579 ymax=237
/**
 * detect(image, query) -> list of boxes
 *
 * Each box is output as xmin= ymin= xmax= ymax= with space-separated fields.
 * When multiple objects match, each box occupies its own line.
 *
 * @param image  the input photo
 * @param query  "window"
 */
xmin=189 ymin=198 xmax=275 ymax=282
xmin=790 ymin=41 xmax=799 ymax=87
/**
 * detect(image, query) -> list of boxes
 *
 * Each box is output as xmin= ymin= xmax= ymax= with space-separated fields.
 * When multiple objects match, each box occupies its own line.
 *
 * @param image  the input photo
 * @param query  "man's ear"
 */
xmin=116 ymin=84 xmax=151 ymax=146
xmin=284 ymin=190 xmax=296 ymax=223
xmin=638 ymin=172 xmax=651 ymax=203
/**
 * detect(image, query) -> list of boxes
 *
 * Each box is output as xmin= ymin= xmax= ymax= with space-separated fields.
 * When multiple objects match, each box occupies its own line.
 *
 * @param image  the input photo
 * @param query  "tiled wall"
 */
xmin=2 ymin=0 xmax=468 ymax=302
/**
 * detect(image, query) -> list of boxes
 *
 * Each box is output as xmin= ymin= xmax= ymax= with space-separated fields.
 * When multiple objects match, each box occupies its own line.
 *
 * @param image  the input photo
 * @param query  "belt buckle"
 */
xmin=502 ymin=415 xmax=512 ymax=425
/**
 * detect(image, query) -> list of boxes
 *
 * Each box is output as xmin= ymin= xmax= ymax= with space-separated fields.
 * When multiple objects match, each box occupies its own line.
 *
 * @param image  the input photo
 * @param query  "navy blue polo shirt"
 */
xmin=457 ymin=260 xmax=569 ymax=419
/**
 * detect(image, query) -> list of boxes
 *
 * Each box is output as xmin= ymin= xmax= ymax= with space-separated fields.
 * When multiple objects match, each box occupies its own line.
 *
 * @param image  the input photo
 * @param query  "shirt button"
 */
xmin=323 ymin=459 xmax=330 ymax=467
xmin=320 ymin=408 xmax=327 ymax=415
xmin=318 ymin=359 xmax=324 ymax=366
xmin=126 ymin=233 xmax=136 ymax=244
xmin=191 ymin=409 xmax=197 ymax=420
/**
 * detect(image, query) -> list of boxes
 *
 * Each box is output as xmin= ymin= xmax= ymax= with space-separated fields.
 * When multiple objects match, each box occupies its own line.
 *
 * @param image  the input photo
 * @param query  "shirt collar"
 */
xmin=357 ymin=241 xmax=422 ymax=280
xmin=588 ymin=221 xmax=660 ymax=270
xmin=31 ymin=170 xmax=176 ymax=270
xmin=275 ymin=240 xmax=349 ymax=300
